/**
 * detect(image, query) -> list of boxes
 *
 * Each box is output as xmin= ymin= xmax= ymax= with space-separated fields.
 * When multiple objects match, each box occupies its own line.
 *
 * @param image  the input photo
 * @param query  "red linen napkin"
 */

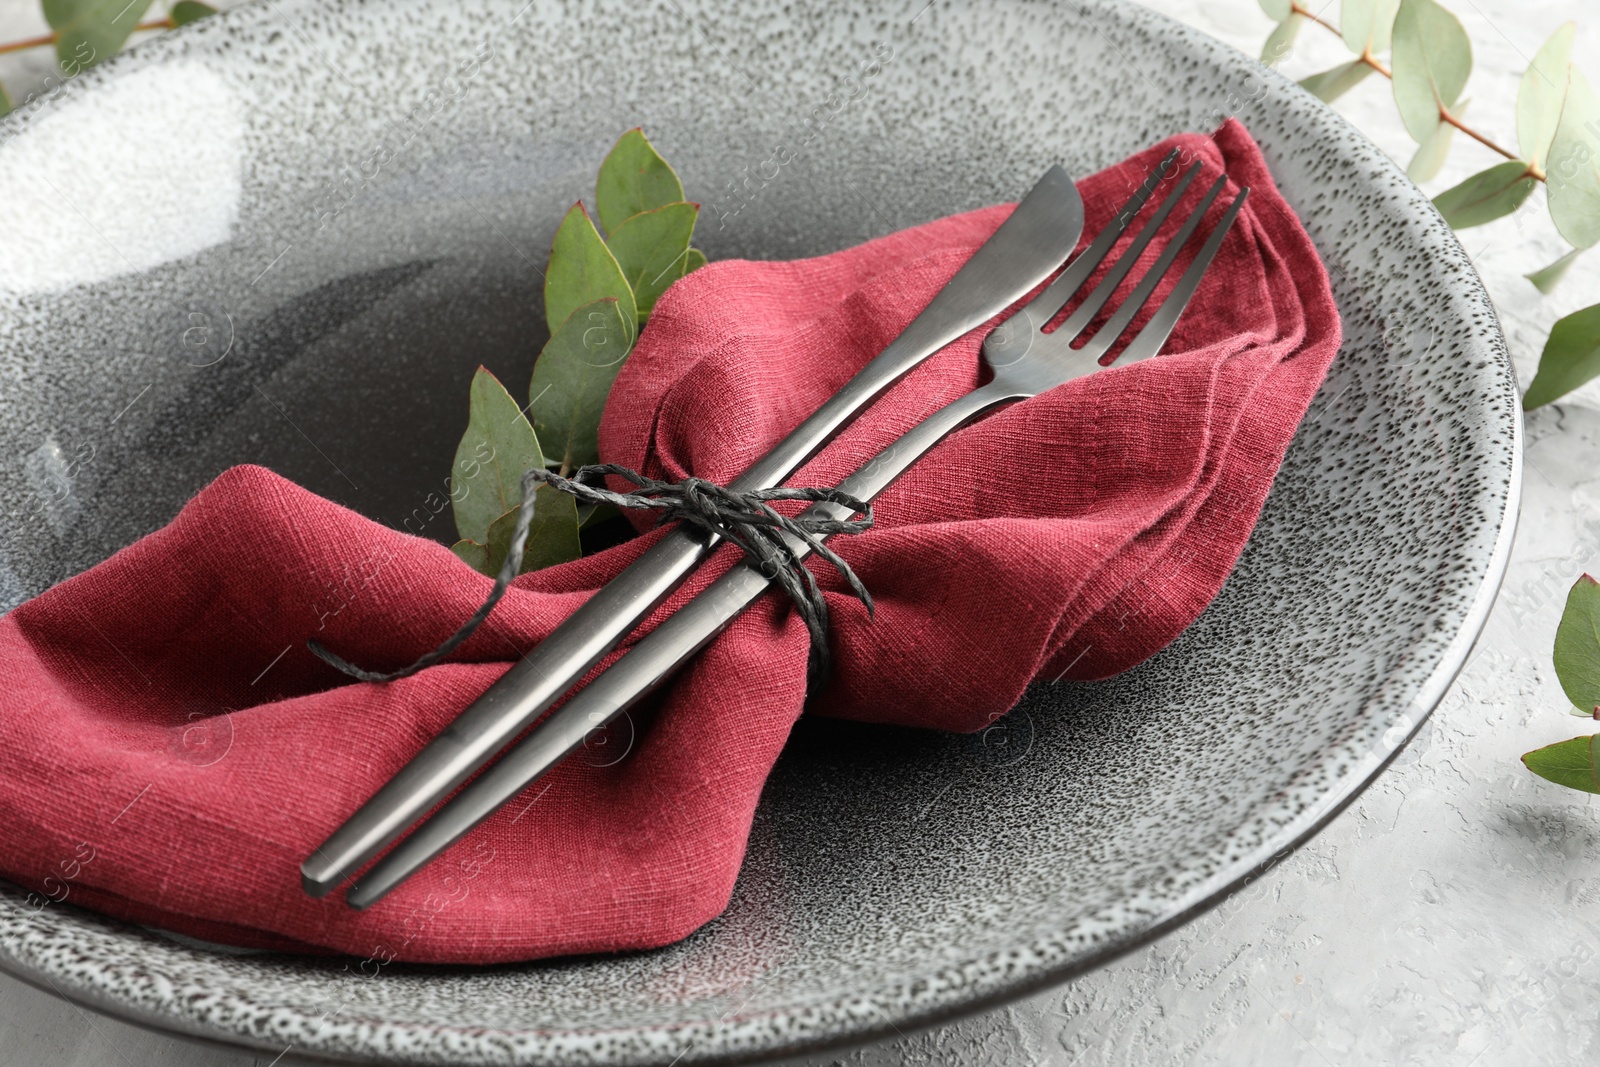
xmin=0 ymin=120 xmax=1337 ymax=963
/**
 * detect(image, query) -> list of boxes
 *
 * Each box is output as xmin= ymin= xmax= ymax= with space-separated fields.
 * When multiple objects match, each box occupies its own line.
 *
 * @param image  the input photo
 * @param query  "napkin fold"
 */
xmin=0 ymin=120 xmax=1338 ymax=963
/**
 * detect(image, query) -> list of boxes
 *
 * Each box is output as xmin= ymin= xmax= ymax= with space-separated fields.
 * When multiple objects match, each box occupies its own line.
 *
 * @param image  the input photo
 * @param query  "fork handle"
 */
xmin=343 ymin=383 xmax=1016 ymax=907
xmin=301 ymin=165 xmax=1087 ymax=898
xmin=302 ymin=352 xmax=999 ymax=896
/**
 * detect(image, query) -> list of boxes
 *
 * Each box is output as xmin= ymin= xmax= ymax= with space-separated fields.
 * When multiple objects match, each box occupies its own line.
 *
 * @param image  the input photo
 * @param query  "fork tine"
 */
xmin=1077 ymin=173 xmax=1229 ymax=362
xmin=1050 ymin=160 xmax=1203 ymax=344
xmin=1018 ymin=148 xmax=1180 ymax=328
xmin=1115 ymin=187 xmax=1249 ymax=365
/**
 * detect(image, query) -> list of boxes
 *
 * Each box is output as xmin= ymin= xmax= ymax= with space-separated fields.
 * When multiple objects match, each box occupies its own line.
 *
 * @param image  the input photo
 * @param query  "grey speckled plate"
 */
xmin=0 ymin=0 xmax=1518 ymax=1062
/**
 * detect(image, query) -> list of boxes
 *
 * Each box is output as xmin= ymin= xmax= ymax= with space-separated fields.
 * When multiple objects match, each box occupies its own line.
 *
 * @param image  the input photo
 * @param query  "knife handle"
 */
xmin=298 ymin=333 xmax=969 ymax=896
xmin=343 ymin=384 xmax=1010 ymax=908
xmin=300 ymin=329 xmax=942 ymax=898
xmin=301 ymin=165 xmax=1083 ymax=897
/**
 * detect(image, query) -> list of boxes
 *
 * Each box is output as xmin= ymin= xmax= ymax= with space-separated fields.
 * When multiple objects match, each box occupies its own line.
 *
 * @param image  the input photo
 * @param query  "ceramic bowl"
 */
xmin=0 ymin=0 xmax=1518 ymax=1062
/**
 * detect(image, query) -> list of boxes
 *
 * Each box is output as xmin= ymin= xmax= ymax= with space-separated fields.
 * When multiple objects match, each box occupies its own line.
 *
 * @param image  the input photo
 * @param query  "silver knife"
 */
xmin=302 ymin=166 xmax=1085 ymax=898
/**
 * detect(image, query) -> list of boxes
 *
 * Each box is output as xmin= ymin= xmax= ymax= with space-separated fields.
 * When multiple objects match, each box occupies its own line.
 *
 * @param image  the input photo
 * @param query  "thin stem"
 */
xmin=0 ymin=18 xmax=173 ymax=57
xmin=1441 ymin=109 xmax=1522 ymax=163
xmin=1358 ymin=48 xmax=1391 ymax=79
xmin=0 ymin=31 xmax=55 ymax=56
xmin=1288 ymin=3 xmax=1535 ymax=179
xmin=1291 ymin=3 xmax=1342 ymax=37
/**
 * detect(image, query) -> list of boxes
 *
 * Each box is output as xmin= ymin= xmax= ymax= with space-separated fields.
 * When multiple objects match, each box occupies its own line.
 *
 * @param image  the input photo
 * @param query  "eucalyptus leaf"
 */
xmin=1342 ymin=0 xmax=1399 ymax=56
xmin=170 ymin=0 xmax=216 ymax=26
xmin=483 ymin=491 xmax=582 ymax=574
xmin=1258 ymin=0 xmax=1291 ymax=20
xmin=529 ymin=298 xmax=634 ymax=471
xmin=1554 ymin=574 xmax=1600 ymax=710
xmin=1406 ymin=103 xmax=1463 ymax=182
xmin=1527 ymin=247 xmax=1583 ymax=294
xmin=1522 ymin=734 xmax=1600 ymax=794
xmin=1432 ymin=161 xmax=1537 ymax=229
xmin=450 ymin=539 xmax=490 ymax=573
xmin=606 ymin=202 xmax=699 ymax=321
xmin=545 ymin=202 xmax=637 ymax=338
xmin=450 ymin=366 xmax=544 ymax=545
xmin=450 ymin=489 xmax=582 ymax=577
xmin=684 ymin=248 xmax=708 ymax=274
xmin=1524 ymin=303 xmax=1600 ymax=410
xmin=595 ymin=129 xmax=686 ymax=235
xmin=577 ymin=502 xmax=622 ymax=529
xmin=1390 ymin=0 xmax=1472 ymax=142
xmin=1261 ymin=13 xmax=1302 ymax=66
xmin=44 ymin=0 xmax=153 ymax=70
xmin=1546 ymin=69 xmax=1600 ymax=250
xmin=1300 ymin=60 xmax=1374 ymax=103
xmin=1517 ymin=21 xmax=1575 ymax=170
xmin=0 ymin=84 xmax=10 ymax=119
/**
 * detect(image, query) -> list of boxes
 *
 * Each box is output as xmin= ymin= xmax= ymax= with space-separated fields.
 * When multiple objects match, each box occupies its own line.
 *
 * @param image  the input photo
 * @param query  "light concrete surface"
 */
xmin=2 ymin=0 xmax=1597 ymax=1064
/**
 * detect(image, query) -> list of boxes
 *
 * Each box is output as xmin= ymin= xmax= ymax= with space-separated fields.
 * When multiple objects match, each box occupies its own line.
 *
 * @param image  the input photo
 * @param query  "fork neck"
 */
xmin=833 ymin=381 xmax=1026 ymax=505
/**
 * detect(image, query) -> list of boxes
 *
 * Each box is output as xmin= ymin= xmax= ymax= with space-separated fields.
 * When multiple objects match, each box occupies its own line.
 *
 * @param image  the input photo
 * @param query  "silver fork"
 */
xmin=343 ymin=156 xmax=1249 ymax=907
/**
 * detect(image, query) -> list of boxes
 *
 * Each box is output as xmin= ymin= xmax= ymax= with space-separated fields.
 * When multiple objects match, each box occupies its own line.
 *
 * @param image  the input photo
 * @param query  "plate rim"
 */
xmin=0 ymin=0 xmax=1523 ymax=1061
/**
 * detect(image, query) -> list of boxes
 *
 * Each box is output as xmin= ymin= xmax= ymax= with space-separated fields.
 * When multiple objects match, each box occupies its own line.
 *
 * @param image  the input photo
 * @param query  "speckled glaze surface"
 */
xmin=0 ymin=0 xmax=1518 ymax=1063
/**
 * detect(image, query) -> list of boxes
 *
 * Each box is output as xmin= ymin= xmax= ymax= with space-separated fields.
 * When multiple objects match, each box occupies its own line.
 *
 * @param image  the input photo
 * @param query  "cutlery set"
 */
xmin=303 ymin=149 xmax=1247 ymax=907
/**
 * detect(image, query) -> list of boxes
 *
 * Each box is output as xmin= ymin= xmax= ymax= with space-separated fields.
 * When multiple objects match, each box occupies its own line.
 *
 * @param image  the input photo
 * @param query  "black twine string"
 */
xmin=308 ymin=464 xmax=875 ymax=685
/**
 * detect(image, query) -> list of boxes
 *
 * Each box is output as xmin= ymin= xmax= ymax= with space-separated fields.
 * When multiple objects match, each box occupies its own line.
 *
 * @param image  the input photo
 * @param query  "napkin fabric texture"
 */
xmin=0 ymin=120 xmax=1338 ymax=963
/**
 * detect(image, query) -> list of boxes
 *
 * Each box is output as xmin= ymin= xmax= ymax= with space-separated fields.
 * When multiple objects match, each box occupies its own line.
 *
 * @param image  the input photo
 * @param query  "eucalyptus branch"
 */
xmin=0 ymin=31 xmax=58 ymax=56
xmin=1524 ymin=575 xmax=1600 ymax=795
xmin=0 ymin=2 xmax=217 ymax=118
xmin=1289 ymin=2 xmax=1342 ymax=37
xmin=1288 ymin=1 xmax=1528 ymax=174
xmin=1447 ymin=111 xmax=1529 ymax=168
xmin=1355 ymin=49 xmax=1388 ymax=77
xmin=1260 ymin=0 xmax=1600 ymax=417
xmin=449 ymin=130 xmax=708 ymax=577
xmin=1262 ymin=2 xmax=1600 ymax=788
xmin=0 ymin=18 xmax=174 ymax=57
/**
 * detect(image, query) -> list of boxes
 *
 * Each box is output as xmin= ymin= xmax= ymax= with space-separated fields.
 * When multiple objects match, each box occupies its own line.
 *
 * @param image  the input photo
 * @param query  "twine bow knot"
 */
xmin=310 ymin=464 xmax=875 ymax=684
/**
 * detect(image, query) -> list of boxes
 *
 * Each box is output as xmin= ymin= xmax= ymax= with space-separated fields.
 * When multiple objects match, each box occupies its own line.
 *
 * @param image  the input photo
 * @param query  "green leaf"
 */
xmin=43 ymin=0 xmax=153 ymax=71
xmin=1546 ymin=69 xmax=1600 ymax=250
xmin=1300 ymin=60 xmax=1375 ymax=103
xmin=1517 ymin=22 xmax=1575 ymax=170
xmin=1342 ymin=0 xmax=1400 ymax=56
xmin=0 ymin=84 xmax=10 ymax=119
xmin=450 ymin=366 xmax=544 ymax=544
xmin=595 ymin=129 xmax=686 ymax=235
xmin=481 ymin=493 xmax=583 ymax=575
xmin=683 ymin=247 xmax=707 ymax=275
xmin=1432 ymin=161 xmax=1537 ymax=228
xmin=1261 ymin=14 xmax=1303 ymax=66
xmin=1522 ymin=734 xmax=1600 ymax=794
xmin=1258 ymin=0 xmax=1291 ymax=20
xmin=577 ymin=502 xmax=621 ymax=529
xmin=450 ymin=490 xmax=582 ymax=577
xmin=544 ymin=202 xmax=637 ymax=338
xmin=605 ymin=202 xmax=699 ymax=322
xmin=450 ymin=539 xmax=490 ymax=574
xmin=1524 ymin=303 xmax=1600 ymax=409
xmin=1406 ymin=102 xmax=1464 ymax=182
xmin=1390 ymin=0 xmax=1472 ymax=143
xmin=529 ymin=298 xmax=634 ymax=471
xmin=1527 ymin=248 xmax=1583 ymax=294
xmin=170 ymin=1 xmax=216 ymax=26
xmin=1555 ymin=574 xmax=1600 ymax=710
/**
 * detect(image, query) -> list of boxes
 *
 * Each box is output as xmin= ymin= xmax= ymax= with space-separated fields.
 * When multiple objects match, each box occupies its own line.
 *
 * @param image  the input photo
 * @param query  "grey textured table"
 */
xmin=2 ymin=0 xmax=1597 ymax=1063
